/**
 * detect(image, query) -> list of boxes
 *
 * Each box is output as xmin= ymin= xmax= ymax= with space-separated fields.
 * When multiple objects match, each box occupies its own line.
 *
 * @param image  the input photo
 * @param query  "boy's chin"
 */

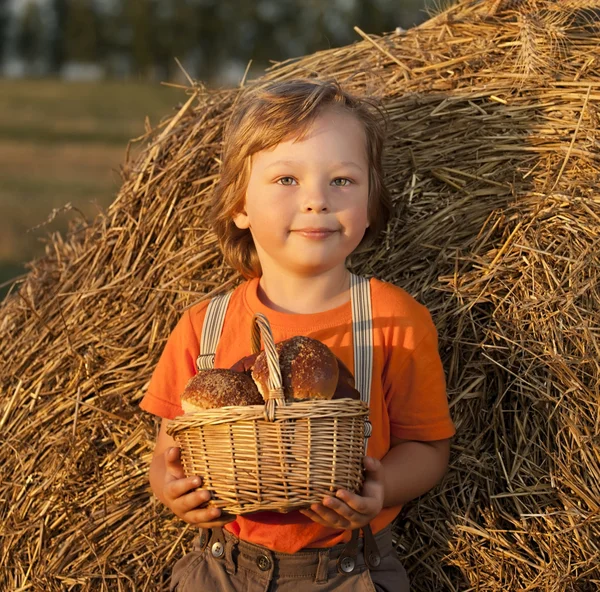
xmin=260 ymin=253 xmax=349 ymax=278
xmin=288 ymin=263 xmax=349 ymax=278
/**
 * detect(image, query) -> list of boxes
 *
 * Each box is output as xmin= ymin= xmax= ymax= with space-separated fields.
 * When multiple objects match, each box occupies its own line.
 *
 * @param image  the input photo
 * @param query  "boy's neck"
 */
xmin=257 ymin=268 xmax=351 ymax=314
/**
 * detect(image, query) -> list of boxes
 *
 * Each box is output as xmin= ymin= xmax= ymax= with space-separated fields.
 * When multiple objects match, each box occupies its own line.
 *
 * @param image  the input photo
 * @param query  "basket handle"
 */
xmin=251 ymin=313 xmax=285 ymax=421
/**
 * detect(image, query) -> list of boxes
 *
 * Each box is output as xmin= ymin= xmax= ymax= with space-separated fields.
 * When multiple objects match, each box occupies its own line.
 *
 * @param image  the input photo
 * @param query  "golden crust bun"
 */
xmin=232 ymin=347 xmax=360 ymax=401
xmin=251 ymin=336 xmax=339 ymax=402
xmin=181 ymin=369 xmax=263 ymax=413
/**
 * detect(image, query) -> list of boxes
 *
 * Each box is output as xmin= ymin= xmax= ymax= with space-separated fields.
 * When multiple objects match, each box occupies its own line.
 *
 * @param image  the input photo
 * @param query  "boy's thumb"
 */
xmin=364 ymin=456 xmax=382 ymax=474
xmin=165 ymin=446 xmax=181 ymax=467
xmin=165 ymin=447 xmax=186 ymax=477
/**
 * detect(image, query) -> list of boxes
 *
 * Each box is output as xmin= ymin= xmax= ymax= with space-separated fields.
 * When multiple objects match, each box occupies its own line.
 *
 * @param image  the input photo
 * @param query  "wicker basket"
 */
xmin=166 ymin=312 xmax=370 ymax=515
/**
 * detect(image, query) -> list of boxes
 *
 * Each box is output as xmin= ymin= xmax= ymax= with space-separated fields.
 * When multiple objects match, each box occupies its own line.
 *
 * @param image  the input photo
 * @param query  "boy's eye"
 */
xmin=332 ymin=178 xmax=352 ymax=187
xmin=277 ymin=177 xmax=297 ymax=186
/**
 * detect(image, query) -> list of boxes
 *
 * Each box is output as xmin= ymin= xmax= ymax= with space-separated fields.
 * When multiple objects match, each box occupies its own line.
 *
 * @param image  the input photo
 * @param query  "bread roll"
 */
xmin=333 ymin=357 xmax=360 ymax=401
xmin=251 ymin=336 xmax=339 ymax=402
xmin=181 ymin=369 xmax=263 ymax=413
xmin=229 ymin=352 xmax=257 ymax=377
xmin=232 ymin=347 xmax=360 ymax=401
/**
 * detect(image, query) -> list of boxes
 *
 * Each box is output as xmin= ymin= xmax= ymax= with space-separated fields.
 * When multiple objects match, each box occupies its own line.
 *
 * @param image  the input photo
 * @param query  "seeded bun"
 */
xmin=181 ymin=369 xmax=263 ymax=413
xmin=251 ymin=336 xmax=339 ymax=402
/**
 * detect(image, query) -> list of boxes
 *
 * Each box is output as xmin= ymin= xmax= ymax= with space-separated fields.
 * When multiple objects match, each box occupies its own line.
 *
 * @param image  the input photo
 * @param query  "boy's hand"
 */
xmin=299 ymin=456 xmax=385 ymax=530
xmin=162 ymin=447 xmax=235 ymax=528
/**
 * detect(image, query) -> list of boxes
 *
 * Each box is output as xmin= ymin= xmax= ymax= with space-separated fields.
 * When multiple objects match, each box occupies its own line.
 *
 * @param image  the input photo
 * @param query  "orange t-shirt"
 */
xmin=141 ymin=277 xmax=455 ymax=553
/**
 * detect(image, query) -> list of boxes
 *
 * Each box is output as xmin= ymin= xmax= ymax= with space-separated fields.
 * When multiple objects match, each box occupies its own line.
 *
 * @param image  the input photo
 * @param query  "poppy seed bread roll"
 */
xmin=231 ymin=350 xmax=359 ymax=400
xmin=251 ymin=336 xmax=339 ymax=402
xmin=181 ymin=369 xmax=263 ymax=413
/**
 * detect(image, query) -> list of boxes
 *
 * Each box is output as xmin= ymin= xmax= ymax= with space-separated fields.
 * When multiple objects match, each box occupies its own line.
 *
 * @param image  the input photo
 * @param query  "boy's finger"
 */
xmin=299 ymin=508 xmax=330 ymax=527
xmin=184 ymin=506 xmax=225 ymax=525
xmin=165 ymin=446 xmax=182 ymax=464
xmin=175 ymin=490 xmax=213 ymax=516
xmin=334 ymin=489 xmax=372 ymax=514
xmin=364 ymin=456 xmax=384 ymax=481
xmin=165 ymin=447 xmax=187 ymax=479
xmin=306 ymin=502 xmax=351 ymax=529
xmin=165 ymin=475 xmax=202 ymax=500
xmin=323 ymin=495 xmax=358 ymax=520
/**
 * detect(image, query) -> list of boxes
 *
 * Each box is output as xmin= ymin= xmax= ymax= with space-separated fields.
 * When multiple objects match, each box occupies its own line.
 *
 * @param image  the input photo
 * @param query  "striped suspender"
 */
xmin=196 ymin=275 xmax=373 ymax=449
xmin=350 ymin=274 xmax=374 ymax=449
xmin=350 ymin=274 xmax=373 ymax=408
xmin=196 ymin=291 xmax=233 ymax=371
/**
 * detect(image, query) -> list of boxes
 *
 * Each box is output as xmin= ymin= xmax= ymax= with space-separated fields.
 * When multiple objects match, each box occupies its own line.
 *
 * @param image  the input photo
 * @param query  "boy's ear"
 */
xmin=233 ymin=210 xmax=250 ymax=229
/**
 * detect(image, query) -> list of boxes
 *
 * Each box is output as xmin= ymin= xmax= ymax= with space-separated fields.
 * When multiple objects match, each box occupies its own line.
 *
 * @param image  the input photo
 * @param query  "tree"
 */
xmin=169 ymin=0 xmax=206 ymax=79
xmin=152 ymin=0 xmax=204 ymax=80
xmin=49 ymin=0 xmax=68 ymax=72
xmin=63 ymin=0 xmax=99 ymax=62
xmin=124 ymin=0 xmax=155 ymax=77
xmin=0 ymin=0 xmax=9 ymax=69
xmin=21 ymin=0 xmax=431 ymax=81
xmin=17 ymin=1 xmax=45 ymax=67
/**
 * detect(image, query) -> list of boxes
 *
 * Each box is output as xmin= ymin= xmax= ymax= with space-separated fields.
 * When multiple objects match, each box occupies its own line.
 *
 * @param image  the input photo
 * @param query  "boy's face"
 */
xmin=233 ymin=107 xmax=370 ymax=280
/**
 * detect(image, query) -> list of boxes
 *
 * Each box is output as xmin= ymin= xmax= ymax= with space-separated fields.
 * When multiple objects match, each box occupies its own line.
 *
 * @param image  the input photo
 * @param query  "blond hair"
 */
xmin=211 ymin=79 xmax=392 ymax=278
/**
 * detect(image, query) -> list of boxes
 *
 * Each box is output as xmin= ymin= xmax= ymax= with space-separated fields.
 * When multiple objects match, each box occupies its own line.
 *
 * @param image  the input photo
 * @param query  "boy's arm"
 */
xmin=381 ymin=436 xmax=450 ymax=507
xmin=149 ymin=419 xmax=182 ymax=506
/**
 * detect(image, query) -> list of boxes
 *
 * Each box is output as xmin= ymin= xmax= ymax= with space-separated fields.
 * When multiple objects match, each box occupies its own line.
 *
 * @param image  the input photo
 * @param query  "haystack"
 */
xmin=2 ymin=0 xmax=600 ymax=589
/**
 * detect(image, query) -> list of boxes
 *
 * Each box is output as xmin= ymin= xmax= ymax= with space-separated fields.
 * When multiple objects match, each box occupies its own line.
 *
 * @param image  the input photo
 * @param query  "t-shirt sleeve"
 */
xmin=384 ymin=309 xmax=455 ymax=442
xmin=139 ymin=306 xmax=205 ymax=419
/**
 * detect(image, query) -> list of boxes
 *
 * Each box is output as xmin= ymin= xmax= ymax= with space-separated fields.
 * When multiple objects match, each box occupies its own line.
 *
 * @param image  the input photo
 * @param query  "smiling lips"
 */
xmin=291 ymin=228 xmax=338 ymax=239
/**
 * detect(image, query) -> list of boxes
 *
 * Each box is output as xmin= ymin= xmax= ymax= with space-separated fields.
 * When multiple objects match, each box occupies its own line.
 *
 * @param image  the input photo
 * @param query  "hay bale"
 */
xmin=2 ymin=0 xmax=600 ymax=589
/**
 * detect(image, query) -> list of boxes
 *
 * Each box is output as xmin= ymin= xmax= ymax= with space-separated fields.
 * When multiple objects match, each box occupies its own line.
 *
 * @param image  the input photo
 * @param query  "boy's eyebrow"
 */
xmin=263 ymin=160 xmax=299 ymax=170
xmin=340 ymin=161 xmax=365 ymax=172
xmin=264 ymin=160 xmax=365 ymax=172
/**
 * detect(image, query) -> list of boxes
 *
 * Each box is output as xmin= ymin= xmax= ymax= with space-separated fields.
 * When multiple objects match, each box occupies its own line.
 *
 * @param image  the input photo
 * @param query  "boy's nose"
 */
xmin=301 ymin=187 xmax=329 ymax=212
xmin=303 ymin=204 xmax=329 ymax=212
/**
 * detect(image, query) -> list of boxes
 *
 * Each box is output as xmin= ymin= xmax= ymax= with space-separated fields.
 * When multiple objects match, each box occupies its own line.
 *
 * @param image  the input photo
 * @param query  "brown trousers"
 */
xmin=170 ymin=525 xmax=409 ymax=591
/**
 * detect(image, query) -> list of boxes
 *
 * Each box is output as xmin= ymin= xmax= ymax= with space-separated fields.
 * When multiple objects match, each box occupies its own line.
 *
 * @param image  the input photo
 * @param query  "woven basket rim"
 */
xmin=167 ymin=398 xmax=369 ymax=433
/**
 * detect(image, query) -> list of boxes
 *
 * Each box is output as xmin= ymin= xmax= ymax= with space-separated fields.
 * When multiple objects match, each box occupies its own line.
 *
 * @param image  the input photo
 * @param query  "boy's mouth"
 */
xmin=291 ymin=228 xmax=338 ymax=239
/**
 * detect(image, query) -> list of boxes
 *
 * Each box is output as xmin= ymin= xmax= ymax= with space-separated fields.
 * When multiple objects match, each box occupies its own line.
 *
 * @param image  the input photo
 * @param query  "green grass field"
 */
xmin=0 ymin=78 xmax=185 ymax=298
